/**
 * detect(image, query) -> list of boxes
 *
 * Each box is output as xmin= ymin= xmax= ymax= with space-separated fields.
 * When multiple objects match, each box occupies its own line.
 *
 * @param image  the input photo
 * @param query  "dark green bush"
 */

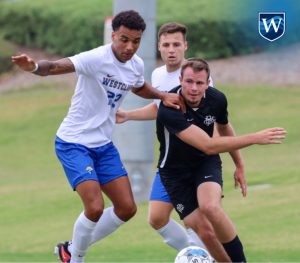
xmin=0 ymin=2 xmax=105 ymax=56
xmin=185 ymin=20 xmax=260 ymax=59
xmin=0 ymin=36 xmax=15 ymax=74
xmin=0 ymin=0 xmax=299 ymax=59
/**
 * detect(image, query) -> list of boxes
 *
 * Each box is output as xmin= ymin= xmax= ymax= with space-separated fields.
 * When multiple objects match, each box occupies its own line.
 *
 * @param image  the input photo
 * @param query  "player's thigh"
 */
xmin=101 ymin=175 xmax=135 ymax=210
xmin=194 ymin=155 xmax=223 ymax=207
xmin=197 ymin=182 xmax=222 ymax=207
xmin=76 ymin=180 xmax=105 ymax=212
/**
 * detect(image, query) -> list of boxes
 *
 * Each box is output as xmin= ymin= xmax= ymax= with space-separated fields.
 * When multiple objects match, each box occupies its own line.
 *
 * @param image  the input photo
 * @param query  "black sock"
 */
xmin=223 ymin=235 xmax=247 ymax=262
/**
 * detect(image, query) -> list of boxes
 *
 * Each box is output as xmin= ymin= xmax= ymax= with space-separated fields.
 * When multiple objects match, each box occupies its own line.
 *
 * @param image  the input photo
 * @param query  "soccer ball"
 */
xmin=174 ymin=246 xmax=213 ymax=263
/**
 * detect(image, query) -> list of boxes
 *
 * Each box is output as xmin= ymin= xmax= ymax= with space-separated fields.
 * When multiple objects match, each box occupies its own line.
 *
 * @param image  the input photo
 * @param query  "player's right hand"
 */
xmin=255 ymin=127 xmax=287 ymax=144
xmin=11 ymin=54 xmax=36 ymax=72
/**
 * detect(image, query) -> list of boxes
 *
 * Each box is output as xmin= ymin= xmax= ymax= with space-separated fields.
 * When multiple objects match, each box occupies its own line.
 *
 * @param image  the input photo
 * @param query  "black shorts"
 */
xmin=159 ymin=155 xmax=222 ymax=220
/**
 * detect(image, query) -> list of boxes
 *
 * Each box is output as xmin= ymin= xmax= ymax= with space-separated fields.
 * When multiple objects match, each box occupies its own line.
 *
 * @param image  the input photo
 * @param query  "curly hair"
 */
xmin=112 ymin=10 xmax=146 ymax=32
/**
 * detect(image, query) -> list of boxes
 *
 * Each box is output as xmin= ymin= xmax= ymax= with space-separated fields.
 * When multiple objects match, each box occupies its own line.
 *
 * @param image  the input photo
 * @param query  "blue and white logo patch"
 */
xmin=258 ymin=12 xmax=285 ymax=42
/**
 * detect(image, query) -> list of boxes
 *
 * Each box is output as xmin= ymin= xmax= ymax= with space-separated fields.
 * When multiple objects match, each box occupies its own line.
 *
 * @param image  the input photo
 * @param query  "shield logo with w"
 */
xmin=258 ymin=12 xmax=285 ymax=42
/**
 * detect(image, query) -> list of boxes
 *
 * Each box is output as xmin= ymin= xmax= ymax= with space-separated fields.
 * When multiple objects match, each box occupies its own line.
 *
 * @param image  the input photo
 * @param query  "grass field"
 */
xmin=0 ymin=82 xmax=299 ymax=262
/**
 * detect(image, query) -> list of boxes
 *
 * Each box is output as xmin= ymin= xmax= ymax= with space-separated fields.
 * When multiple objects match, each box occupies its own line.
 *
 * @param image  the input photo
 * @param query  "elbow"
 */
xmin=131 ymin=89 xmax=139 ymax=96
xmin=204 ymin=149 xmax=217 ymax=155
xmin=201 ymin=145 xmax=218 ymax=155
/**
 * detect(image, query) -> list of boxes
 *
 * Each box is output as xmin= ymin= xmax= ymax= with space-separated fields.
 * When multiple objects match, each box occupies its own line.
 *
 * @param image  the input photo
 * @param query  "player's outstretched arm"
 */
xmin=11 ymin=54 xmax=75 ymax=76
xmin=176 ymin=125 xmax=286 ymax=155
xmin=116 ymin=102 xmax=158 ymax=124
xmin=132 ymin=81 xmax=184 ymax=110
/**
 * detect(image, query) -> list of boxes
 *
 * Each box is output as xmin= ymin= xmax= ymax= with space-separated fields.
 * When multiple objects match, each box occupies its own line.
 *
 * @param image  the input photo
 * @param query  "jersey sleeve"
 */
xmin=157 ymin=104 xmax=191 ymax=134
xmin=216 ymin=92 xmax=229 ymax=124
xmin=69 ymin=48 xmax=100 ymax=76
xmin=133 ymin=72 xmax=145 ymax=88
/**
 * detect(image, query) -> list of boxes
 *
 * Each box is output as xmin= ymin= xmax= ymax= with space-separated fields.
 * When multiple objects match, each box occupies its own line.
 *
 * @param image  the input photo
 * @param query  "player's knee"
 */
xmin=148 ymin=213 xmax=169 ymax=230
xmin=115 ymin=202 xmax=137 ymax=221
xmin=85 ymin=201 xmax=104 ymax=221
xmin=197 ymin=227 xmax=217 ymax=244
xmin=200 ymin=203 xmax=221 ymax=220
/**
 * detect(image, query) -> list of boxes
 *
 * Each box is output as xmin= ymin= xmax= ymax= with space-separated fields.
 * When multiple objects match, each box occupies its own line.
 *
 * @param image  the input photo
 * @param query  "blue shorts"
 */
xmin=55 ymin=137 xmax=127 ymax=190
xmin=149 ymin=172 xmax=171 ymax=203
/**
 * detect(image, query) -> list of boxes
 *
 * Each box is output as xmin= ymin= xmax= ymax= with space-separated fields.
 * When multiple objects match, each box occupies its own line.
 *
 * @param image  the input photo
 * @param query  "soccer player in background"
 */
xmin=12 ymin=10 xmax=181 ymax=263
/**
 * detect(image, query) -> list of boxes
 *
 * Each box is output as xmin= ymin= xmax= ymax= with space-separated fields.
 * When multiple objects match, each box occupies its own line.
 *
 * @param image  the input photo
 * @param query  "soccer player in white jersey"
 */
xmin=12 ymin=11 xmax=182 ymax=263
xmin=116 ymin=22 xmax=247 ymax=261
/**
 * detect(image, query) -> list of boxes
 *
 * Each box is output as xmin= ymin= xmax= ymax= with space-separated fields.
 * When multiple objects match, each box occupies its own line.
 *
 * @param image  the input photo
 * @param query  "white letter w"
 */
xmin=262 ymin=18 xmax=282 ymax=33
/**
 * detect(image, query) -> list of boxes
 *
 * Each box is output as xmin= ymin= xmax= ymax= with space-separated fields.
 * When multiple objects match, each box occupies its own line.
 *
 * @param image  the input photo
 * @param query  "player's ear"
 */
xmin=179 ymin=75 xmax=183 ymax=85
xmin=184 ymin=41 xmax=188 ymax=51
xmin=111 ymin=31 xmax=116 ymax=42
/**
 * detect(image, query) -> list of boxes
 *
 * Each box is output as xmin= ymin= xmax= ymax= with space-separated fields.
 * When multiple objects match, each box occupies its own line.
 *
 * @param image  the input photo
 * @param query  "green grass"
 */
xmin=218 ymin=85 xmax=300 ymax=261
xmin=0 ymin=83 xmax=299 ymax=262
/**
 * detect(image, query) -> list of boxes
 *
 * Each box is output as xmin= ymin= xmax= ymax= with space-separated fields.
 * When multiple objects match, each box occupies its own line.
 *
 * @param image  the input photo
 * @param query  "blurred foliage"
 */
xmin=0 ymin=33 xmax=15 ymax=73
xmin=0 ymin=0 xmax=109 ymax=56
xmin=185 ymin=20 xmax=258 ymax=59
xmin=0 ymin=0 xmax=299 ymax=59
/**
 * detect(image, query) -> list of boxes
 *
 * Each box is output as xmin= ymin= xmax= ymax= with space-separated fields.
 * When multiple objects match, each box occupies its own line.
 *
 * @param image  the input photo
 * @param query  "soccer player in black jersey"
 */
xmin=117 ymin=57 xmax=286 ymax=262
xmin=156 ymin=58 xmax=286 ymax=262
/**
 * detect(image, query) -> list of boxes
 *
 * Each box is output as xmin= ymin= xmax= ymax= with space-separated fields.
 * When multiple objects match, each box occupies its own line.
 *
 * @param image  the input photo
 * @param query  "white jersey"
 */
xmin=151 ymin=65 xmax=214 ymax=106
xmin=57 ymin=43 xmax=145 ymax=148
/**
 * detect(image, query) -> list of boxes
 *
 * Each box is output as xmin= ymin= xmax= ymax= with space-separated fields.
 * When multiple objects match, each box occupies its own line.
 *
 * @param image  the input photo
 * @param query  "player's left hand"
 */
xmin=161 ymin=93 xmax=185 ymax=111
xmin=233 ymin=166 xmax=247 ymax=197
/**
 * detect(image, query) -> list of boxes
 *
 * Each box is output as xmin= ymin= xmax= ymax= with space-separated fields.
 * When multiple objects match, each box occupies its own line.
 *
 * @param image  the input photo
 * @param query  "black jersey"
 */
xmin=157 ymin=85 xmax=228 ymax=170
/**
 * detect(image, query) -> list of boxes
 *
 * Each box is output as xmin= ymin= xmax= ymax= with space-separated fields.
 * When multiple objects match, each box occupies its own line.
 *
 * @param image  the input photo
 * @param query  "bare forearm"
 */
xmin=178 ymin=126 xmax=255 ymax=154
xmin=177 ymin=125 xmax=285 ymax=155
xmin=132 ymin=81 xmax=181 ymax=110
xmin=228 ymin=150 xmax=244 ymax=168
xmin=12 ymin=54 xmax=75 ymax=76
xmin=132 ymin=81 xmax=164 ymax=99
xmin=127 ymin=103 xmax=158 ymax=120
xmin=34 ymin=58 xmax=75 ymax=76
xmin=207 ymin=135 xmax=254 ymax=154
